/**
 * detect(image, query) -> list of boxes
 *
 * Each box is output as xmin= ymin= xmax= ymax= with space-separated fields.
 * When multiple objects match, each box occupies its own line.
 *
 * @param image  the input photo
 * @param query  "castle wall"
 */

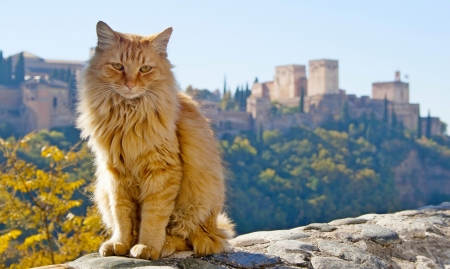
xmin=307 ymin=59 xmax=339 ymax=97
xmin=0 ymin=87 xmax=24 ymax=132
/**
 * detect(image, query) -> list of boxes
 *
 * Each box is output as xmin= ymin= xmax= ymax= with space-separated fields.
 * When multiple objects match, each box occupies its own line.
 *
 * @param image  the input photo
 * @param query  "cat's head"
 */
xmin=87 ymin=21 xmax=175 ymax=100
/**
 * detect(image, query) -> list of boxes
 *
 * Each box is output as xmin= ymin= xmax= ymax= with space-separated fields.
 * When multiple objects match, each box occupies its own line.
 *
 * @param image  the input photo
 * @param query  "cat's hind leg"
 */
xmin=160 ymin=234 xmax=192 ymax=257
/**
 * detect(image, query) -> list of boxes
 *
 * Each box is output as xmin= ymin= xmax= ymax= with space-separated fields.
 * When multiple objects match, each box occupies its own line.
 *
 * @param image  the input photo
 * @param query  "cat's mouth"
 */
xmin=115 ymin=87 xmax=144 ymax=99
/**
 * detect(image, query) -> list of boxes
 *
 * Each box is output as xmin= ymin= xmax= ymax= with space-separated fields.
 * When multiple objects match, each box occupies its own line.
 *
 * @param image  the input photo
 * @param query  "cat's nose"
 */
xmin=126 ymin=82 xmax=135 ymax=90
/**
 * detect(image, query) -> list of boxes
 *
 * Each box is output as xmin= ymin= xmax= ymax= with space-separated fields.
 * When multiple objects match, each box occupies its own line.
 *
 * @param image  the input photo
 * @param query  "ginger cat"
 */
xmin=76 ymin=21 xmax=234 ymax=260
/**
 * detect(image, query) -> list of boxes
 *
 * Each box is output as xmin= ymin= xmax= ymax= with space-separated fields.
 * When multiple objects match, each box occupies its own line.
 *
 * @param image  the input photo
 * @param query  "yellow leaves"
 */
xmin=20 ymin=234 xmax=46 ymax=250
xmin=0 ymin=134 xmax=103 ymax=268
xmin=41 ymin=146 xmax=65 ymax=162
xmin=0 ymin=230 xmax=22 ymax=254
xmin=66 ymin=179 xmax=85 ymax=192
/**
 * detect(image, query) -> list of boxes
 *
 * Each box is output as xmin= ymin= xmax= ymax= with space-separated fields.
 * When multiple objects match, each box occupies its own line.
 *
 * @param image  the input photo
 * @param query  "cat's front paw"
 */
xmin=130 ymin=244 xmax=160 ymax=260
xmin=99 ymin=241 xmax=130 ymax=256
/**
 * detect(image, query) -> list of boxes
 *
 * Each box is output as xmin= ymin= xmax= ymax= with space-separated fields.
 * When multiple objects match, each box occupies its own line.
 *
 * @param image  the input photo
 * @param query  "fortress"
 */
xmin=0 ymin=52 xmax=445 ymax=138
xmin=206 ymin=59 xmax=444 ymax=137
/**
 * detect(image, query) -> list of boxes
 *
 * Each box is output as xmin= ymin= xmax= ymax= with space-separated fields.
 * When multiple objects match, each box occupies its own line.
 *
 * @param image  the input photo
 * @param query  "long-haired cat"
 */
xmin=76 ymin=21 xmax=234 ymax=260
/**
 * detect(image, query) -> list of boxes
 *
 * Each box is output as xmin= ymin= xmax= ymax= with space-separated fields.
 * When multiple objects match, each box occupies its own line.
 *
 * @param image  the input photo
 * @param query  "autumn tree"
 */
xmin=0 ymin=134 xmax=106 ymax=268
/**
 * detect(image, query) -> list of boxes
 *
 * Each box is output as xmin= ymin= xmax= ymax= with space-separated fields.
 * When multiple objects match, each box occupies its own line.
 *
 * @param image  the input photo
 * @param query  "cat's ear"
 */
xmin=96 ymin=21 xmax=118 ymax=51
xmin=152 ymin=27 xmax=173 ymax=57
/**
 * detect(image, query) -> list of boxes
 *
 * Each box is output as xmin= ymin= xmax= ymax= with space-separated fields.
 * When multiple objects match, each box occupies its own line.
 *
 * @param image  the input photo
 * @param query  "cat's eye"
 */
xmin=111 ymin=63 xmax=124 ymax=71
xmin=139 ymin=65 xmax=152 ymax=73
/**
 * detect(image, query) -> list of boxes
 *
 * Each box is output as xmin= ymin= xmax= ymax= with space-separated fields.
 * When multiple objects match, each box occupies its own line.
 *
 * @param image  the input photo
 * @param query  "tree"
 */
xmin=4 ymin=57 xmax=13 ymax=84
xmin=67 ymin=71 xmax=77 ymax=111
xmin=14 ymin=52 xmax=25 ymax=83
xmin=245 ymin=82 xmax=251 ymax=98
xmin=299 ymin=87 xmax=305 ymax=113
xmin=0 ymin=135 xmax=106 ymax=268
xmin=391 ymin=111 xmax=397 ymax=128
xmin=383 ymin=97 xmax=389 ymax=123
xmin=0 ymin=51 xmax=4 ymax=84
xmin=223 ymin=75 xmax=227 ymax=97
xmin=426 ymin=111 xmax=432 ymax=138
xmin=0 ymin=53 xmax=13 ymax=85
xmin=254 ymin=77 xmax=259 ymax=83
xmin=417 ymin=113 xmax=422 ymax=138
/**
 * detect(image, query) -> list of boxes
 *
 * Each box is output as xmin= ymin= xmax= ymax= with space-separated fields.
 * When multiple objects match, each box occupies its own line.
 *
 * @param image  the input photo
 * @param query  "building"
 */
xmin=0 ymin=51 xmax=83 ymax=134
xmin=246 ymin=60 xmax=445 ymax=137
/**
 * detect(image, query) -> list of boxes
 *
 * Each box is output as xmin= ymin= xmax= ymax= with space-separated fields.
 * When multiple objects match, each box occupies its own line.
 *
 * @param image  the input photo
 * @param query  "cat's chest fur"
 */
xmin=92 ymin=98 xmax=181 ymax=179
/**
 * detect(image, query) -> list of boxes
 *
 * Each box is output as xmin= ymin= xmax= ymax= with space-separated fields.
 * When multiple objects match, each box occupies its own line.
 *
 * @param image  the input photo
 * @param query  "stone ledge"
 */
xmin=35 ymin=202 xmax=450 ymax=269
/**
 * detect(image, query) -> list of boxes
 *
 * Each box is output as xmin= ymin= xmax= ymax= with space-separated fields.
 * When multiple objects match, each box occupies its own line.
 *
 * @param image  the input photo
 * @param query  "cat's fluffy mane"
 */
xmin=76 ymin=21 xmax=234 ymax=260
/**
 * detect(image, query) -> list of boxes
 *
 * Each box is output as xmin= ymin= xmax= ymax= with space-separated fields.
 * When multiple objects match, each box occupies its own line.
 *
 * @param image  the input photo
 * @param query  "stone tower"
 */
xmin=372 ymin=71 xmax=409 ymax=103
xmin=307 ymin=59 xmax=339 ymax=96
xmin=273 ymin=65 xmax=307 ymax=100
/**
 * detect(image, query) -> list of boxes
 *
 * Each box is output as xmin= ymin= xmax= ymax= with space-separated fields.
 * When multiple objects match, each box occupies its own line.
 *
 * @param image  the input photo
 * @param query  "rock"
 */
xmin=395 ymin=210 xmax=422 ymax=217
xmin=415 ymin=255 xmax=439 ymax=269
xmin=209 ymin=251 xmax=281 ymax=268
xmin=303 ymin=223 xmax=337 ymax=232
xmin=310 ymin=257 xmax=371 ymax=269
xmin=57 ymin=204 xmax=450 ymax=269
xmin=178 ymin=259 xmax=224 ymax=269
xmin=358 ymin=224 xmax=401 ymax=246
xmin=419 ymin=201 xmax=450 ymax=211
xmin=329 ymin=217 xmax=368 ymax=226
xmin=68 ymin=253 xmax=174 ymax=269
xmin=317 ymin=240 xmax=389 ymax=269
xmin=266 ymin=240 xmax=317 ymax=266
xmin=231 ymin=229 xmax=309 ymax=247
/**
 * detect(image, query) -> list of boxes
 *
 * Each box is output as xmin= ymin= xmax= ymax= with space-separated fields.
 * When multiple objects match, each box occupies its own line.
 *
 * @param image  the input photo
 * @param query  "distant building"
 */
xmin=9 ymin=51 xmax=84 ymax=79
xmin=246 ymin=60 xmax=445 ymax=137
xmin=0 ymin=52 xmax=83 ymax=134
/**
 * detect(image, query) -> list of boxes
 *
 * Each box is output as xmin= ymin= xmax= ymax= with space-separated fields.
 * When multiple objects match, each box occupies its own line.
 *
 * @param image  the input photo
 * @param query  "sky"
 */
xmin=1 ymin=0 xmax=449 ymax=126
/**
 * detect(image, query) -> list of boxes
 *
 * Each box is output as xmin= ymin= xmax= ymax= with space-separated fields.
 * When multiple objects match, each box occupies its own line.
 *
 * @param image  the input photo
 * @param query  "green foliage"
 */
xmin=299 ymin=87 xmax=305 ymax=113
xmin=0 ymin=52 xmax=13 ymax=85
xmin=224 ymin=115 xmax=450 ymax=234
xmin=270 ymin=102 xmax=299 ymax=116
xmin=0 ymin=134 xmax=104 ymax=268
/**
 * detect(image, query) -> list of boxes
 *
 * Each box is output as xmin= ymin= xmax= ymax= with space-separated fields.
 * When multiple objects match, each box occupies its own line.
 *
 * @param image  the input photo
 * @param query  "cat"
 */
xmin=76 ymin=21 xmax=234 ymax=260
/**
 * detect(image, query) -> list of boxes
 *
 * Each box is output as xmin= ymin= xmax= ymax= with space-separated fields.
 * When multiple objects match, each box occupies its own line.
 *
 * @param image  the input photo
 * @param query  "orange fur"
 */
xmin=76 ymin=21 xmax=234 ymax=260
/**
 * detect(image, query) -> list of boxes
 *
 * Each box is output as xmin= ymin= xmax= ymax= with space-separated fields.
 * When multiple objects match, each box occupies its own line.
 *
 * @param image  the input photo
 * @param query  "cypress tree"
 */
xmin=383 ymin=97 xmax=389 ymax=123
xmin=223 ymin=75 xmax=227 ymax=97
xmin=14 ymin=52 xmax=25 ymax=83
xmin=67 ymin=72 xmax=77 ymax=111
xmin=234 ymin=86 xmax=241 ymax=103
xmin=417 ymin=112 xmax=422 ymax=138
xmin=391 ymin=111 xmax=397 ymax=128
xmin=254 ymin=77 xmax=259 ymax=83
xmin=4 ymin=57 xmax=12 ymax=84
xmin=0 ymin=51 xmax=5 ymax=84
xmin=299 ymin=87 xmax=305 ymax=113
xmin=426 ymin=111 xmax=432 ymax=138
xmin=245 ymin=82 xmax=250 ymax=98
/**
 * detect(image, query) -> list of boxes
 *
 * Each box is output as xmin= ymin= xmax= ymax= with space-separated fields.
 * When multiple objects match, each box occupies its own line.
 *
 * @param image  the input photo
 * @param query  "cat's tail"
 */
xmin=188 ymin=212 xmax=235 ymax=255
xmin=216 ymin=212 xmax=236 ymax=240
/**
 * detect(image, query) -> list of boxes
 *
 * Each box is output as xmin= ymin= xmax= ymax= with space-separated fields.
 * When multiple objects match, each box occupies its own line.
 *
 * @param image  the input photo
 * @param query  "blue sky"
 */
xmin=1 ymin=1 xmax=449 ymax=126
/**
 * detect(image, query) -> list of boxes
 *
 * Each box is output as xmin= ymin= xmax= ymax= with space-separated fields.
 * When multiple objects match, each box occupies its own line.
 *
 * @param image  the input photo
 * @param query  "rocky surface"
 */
xmin=38 ymin=202 xmax=450 ymax=269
